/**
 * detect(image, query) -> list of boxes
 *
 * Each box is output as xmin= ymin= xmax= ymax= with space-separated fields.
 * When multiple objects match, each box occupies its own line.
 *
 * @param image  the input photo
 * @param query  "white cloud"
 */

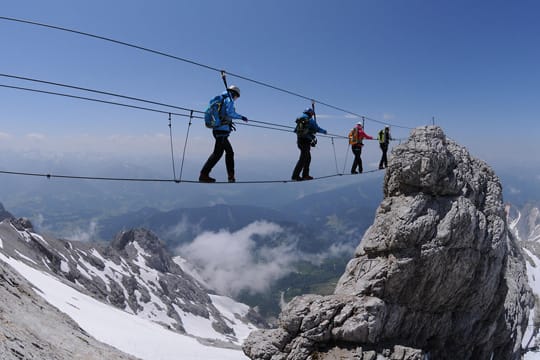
xmin=165 ymin=215 xmax=202 ymax=239
xmin=382 ymin=113 xmax=395 ymax=120
xmin=176 ymin=221 xmax=356 ymax=297
xmin=0 ymin=131 xmax=12 ymax=140
xmin=26 ymin=133 xmax=46 ymax=141
xmin=177 ymin=221 xmax=298 ymax=296
xmin=55 ymin=220 xmax=99 ymax=242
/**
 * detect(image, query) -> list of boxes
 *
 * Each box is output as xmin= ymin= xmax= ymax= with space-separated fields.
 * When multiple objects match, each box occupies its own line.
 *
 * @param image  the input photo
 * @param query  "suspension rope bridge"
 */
xmin=0 ymin=16 xmax=413 ymax=184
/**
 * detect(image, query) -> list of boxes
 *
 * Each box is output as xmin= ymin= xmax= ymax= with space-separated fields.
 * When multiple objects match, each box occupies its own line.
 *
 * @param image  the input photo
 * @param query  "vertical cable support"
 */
xmin=331 ymin=137 xmax=339 ymax=174
xmin=179 ymin=110 xmax=193 ymax=182
xmin=168 ymin=113 xmax=177 ymax=181
xmin=342 ymin=143 xmax=350 ymax=174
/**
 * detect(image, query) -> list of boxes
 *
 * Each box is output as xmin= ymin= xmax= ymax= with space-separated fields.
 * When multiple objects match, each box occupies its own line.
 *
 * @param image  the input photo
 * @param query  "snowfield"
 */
xmin=0 ymin=252 xmax=248 ymax=360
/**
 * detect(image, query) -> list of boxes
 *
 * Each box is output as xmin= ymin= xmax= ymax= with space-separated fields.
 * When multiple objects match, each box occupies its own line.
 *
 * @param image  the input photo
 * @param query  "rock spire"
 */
xmin=243 ymin=126 xmax=532 ymax=360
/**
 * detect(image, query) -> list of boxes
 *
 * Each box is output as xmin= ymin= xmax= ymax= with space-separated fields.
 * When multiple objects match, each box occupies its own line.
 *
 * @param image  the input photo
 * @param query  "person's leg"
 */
xmin=358 ymin=146 xmax=363 ymax=173
xmin=382 ymin=144 xmax=388 ymax=168
xmin=351 ymin=147 xmax=360 ymax=173
xmin=292 ymin=138 xmax=309 ymax=180
xmin=379 ymin=144 xmax=385 ymax=169
xmin=200 ymin=136 xmax=225 ymax=181
xmin=222 ymin=137 xmax=235 ymax=182
xmin=302 ymin=139 xmax=312 ymax=179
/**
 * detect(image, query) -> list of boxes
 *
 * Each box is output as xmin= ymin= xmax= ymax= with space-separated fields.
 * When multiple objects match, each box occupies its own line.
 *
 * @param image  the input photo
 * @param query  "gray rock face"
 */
xmin=0 ymin=224 xmax=259 ymax=345
xmin=0 ymin=257 xmax=138 ymax=360
xmin=243 ymin=126 xmax=532 ymax=360
xmin=0 ymin=202 xmax=13 ymax=222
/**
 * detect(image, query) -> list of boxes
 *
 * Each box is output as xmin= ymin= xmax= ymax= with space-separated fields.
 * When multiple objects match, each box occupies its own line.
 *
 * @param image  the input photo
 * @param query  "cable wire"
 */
xmin=0 ymin=168 xmax=382 ymax=184
xmin=0 ymin=16 xmax=415 ymax=130
xmin=0 ymin=83 xmax=190 ymax=117
xmin=0 ymin=73 xmax=201 ymax=114
xmin=0 ymin=81 xmax=348 ymax=139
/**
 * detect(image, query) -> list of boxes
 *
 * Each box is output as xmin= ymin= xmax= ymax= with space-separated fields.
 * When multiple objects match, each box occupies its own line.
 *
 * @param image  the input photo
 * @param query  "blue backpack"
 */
xmin=204 ymin=94 xmax=227 ymax=128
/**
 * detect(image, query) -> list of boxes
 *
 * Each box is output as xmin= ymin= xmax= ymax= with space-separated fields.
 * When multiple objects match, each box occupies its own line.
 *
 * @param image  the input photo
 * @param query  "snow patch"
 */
xmin=0 ymin=252 xmax=247 ymax=360
xmin=210 ymin=294 xmax=257 ymax=342
xmin=60 ymin=260 xmax=70 ymax=273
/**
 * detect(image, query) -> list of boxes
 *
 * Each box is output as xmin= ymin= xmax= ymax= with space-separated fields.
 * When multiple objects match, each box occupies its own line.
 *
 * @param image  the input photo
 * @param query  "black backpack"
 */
xmin=294 ymin=117 xmax=310 ymax=137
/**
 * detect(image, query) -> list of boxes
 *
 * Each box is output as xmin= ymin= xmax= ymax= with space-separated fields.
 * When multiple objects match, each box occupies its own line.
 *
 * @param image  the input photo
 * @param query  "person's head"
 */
xmin=385 ymin=125 xmax=390 ymax=132
xmin=303 ymin=108 xmax=314 ymax=117
xmin=356 ymin=122 xmax=363 ymax=129
xmin=227 ymin=85 xmax=241 ymax=100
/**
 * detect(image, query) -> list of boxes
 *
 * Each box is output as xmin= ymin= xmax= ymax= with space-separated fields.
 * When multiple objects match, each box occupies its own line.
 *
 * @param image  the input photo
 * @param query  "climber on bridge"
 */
xmin=348 ymin=122 xmax=373 ymax=174
xmin=378 ymin=125 xmax=392 ymax=169
xmin=199 ymin=85 xmax=249 ymax=183
xmin=291 ymin=107 xmax=327 ymax=181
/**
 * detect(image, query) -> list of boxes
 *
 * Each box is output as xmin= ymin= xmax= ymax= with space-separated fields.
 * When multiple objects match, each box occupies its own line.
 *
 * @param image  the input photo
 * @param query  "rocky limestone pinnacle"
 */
xmin=243 ymin=126 xmax=532 ymax=360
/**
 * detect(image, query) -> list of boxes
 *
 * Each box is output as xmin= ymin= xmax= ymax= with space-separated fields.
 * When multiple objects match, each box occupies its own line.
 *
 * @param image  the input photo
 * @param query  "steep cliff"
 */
xmin=0 ymin=257 xmax=138 ymax=360
xmin=243 ymin=126 xmax=532 ymax=360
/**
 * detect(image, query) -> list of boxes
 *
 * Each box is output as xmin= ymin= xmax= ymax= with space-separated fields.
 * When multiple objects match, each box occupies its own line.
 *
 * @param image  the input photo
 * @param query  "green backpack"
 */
xmin=378 ymin=130 xmax=385 ymax=144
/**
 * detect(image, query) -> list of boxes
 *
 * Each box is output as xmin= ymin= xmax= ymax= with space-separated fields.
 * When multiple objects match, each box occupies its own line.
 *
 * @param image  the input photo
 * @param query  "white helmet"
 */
xmin=227 ymin=85 xmax=240 ymax=97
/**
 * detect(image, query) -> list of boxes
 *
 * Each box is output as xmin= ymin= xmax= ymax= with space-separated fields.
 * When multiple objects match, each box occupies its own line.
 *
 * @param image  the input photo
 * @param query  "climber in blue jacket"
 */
xmin=199 ymin=85 xmax=248 ymax=183
xmin=291 ymin=108 xmax=327 ymax=181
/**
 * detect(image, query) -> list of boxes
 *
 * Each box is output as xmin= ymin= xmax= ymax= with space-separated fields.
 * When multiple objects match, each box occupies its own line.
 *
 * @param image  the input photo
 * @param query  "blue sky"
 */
xmin=1 ymin=0 xmax=539 ymax=182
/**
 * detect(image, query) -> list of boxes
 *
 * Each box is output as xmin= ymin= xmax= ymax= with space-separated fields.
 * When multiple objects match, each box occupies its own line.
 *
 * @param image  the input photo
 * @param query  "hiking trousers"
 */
xmin=201 ymin=133 xmax=234 ymax=177
xmin=351 ymin=145 xmax=363 ymax=173
xmin=292 ymin=137 xmax=312 ymax=178
xmin=379 ymin=143 xmax=389 ymax=168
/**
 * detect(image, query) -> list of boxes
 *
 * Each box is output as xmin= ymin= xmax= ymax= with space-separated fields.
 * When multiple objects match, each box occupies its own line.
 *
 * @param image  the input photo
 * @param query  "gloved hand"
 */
xmin=241 ymin=116 xmax=248 ymax=122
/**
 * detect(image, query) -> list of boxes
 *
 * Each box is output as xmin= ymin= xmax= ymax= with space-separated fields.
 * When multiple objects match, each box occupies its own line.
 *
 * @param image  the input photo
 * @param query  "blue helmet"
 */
xmin=303 ymin=108 xmax=314 ymax=116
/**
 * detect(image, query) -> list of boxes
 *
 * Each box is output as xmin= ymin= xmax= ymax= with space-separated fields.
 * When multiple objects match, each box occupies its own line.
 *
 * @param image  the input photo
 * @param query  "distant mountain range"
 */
xmin=0 ymin=213 xmax=261 ymax=359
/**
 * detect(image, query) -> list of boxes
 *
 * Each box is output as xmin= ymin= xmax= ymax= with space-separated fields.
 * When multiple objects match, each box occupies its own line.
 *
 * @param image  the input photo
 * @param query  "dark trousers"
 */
xmin=379 ymin=143 xmax=389 ymax=168
xmin=292 ymin=137 xmax=312 ymax=178
xmin=351 ymin=145 xmax=363 ymax=173
xmin=201 ymin=133 xmax=234 ymax=176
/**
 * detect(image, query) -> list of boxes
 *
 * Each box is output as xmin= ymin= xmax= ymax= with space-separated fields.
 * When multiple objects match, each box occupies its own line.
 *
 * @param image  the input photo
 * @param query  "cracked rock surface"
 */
xmin=243 ymin=126 xmax=532 ymax=360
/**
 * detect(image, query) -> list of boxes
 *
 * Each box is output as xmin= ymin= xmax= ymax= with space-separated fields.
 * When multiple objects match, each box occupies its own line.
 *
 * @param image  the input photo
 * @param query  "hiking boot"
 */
xmin=351 ymin=170 xmax=358 ymax=174
xmin=302 ymin=175 xmax=314 ymax=180
xmin=199 ymin=173 xmax=216 ymax=183
xmin=291 ymin=176 xmax=303 ymax=181
xmin=228 ymin=176 xmax=236 ymax=183
xmin=379 ymin=165 xmax=384 ymax=170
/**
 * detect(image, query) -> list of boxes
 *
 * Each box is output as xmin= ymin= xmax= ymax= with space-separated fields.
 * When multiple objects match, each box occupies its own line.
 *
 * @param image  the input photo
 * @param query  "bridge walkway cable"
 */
xmin=0 ymin=168 xmax=383 ymax=184
xmin=0 ymin=84 xmax=396 ymax=184
xmin=0 ymin=15 xmax=411 ymax=184
xmin=0 ymin=78 xmax=399 ymax=185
